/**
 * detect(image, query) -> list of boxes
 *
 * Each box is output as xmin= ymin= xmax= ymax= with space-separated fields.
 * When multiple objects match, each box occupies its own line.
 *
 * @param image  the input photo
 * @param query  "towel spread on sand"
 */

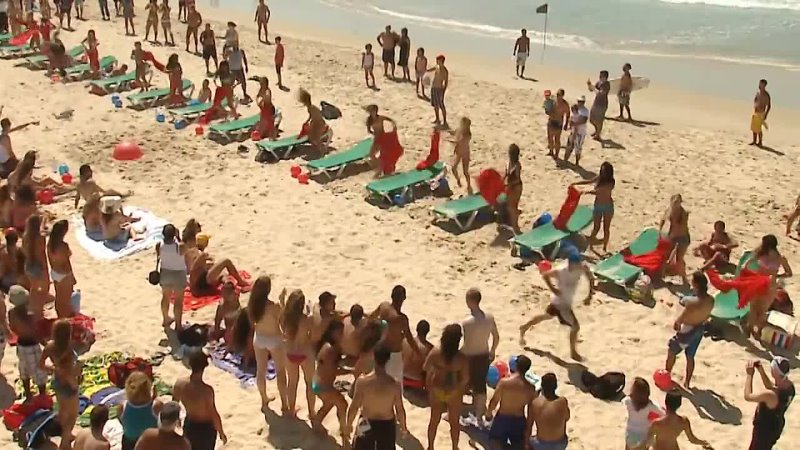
xmin=416 ymin=130 xmax=440 ymax=170
xmin=209 ymin=342 xmax=276 ymax=389
xmin=177 ymin=271 xmax=252 ymax=311
xmin=707 ymin=268 xmax=771 ymax=308
xmin=623 ymin=238 xmax=673 ymax=277
xmin=476 ymin=169 xmax=505 ymax=207
xmin=72 ymin=207 xmax=168 ymax=260
xmin=553 ymin=186 xmax=582 ymax=231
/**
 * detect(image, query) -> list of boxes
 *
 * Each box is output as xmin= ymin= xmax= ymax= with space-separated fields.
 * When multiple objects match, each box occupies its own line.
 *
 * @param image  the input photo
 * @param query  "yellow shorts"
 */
xmin=750 ymin=113 xmax=764 ymax=133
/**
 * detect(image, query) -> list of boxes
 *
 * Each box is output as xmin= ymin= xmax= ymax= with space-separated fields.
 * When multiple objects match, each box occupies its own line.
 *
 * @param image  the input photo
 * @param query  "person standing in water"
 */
xmin=529 ymin=373 xmax=570 ymax=450
xmin=587 ymin=70 xmax=610 ymax=141
xmin=485 ymin=355 xmax=537 ymax=449
xmin=618 ymin=63 xmax=633 ymax=121
xmin=633 ymin=392 xmax=712 ymax=450
xmin=513 ymin=29 xmax=530 ymax=78
xmin=744 ymin=357 xmax=794 ymax=450
xmin=460 ymin=288 xmax=499 ymax=426
xmin=571 ymin=161 xmax=615 ymax=253
xmin=172 ymin=351 xmax=227 ymax=450
xmin=750 ymin=79 xmax=771 ymax=147
xmin=449 ymin=116 xmax=473 ymax=195
xmin=519 ymin=252 xmax=594 ymax=361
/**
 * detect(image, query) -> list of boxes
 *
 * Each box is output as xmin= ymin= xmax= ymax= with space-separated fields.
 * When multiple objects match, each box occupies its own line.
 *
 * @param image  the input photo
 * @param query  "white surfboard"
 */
xmin=607 ymin=76 xmax=650 ymax=96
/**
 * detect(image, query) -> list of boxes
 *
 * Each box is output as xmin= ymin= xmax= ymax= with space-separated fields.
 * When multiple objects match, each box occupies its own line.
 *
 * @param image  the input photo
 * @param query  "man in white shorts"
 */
xmin=519 ymin=252 xmax=594 ymax=361
xmin=566 ymin=95 xmax=590 ymax=166
xmin=513 ymin=29 xmax=530 ymax=78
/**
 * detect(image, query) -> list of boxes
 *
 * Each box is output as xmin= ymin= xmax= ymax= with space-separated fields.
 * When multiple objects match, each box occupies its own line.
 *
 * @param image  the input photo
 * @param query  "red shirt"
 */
xmin=275 ymin=43 xmax=284 ymax=66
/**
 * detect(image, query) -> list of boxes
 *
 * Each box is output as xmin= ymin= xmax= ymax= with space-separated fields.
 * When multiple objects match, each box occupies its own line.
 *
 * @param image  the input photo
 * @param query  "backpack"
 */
xmin=320 ymin=101 xmax=342 ymax=120
xmin=581 ymin=370 xmax=626 ymax=401
xmin=108 ymin=357 xmax=154 ymax=389
xmin=177 ymin=324 xmax=210 ymax=347
xmin=14 ymin=409 xmax=60 ymax=449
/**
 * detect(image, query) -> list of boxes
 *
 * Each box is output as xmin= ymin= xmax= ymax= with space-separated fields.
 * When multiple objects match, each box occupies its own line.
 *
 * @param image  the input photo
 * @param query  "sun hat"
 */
xmin=577 ymin=95 xmax=586 ymax=102
xmin=99 ymin=196 xmax=122 ymax=214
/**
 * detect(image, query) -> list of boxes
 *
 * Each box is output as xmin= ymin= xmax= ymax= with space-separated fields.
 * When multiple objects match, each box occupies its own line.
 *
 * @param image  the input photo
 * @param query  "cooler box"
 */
xmin=761 ymin=311 xmax=798 ymax=350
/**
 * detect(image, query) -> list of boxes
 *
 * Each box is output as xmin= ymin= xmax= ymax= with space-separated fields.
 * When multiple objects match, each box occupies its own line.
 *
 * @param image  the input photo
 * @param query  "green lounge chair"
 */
xmin=0 ymin=43 xmax=33 ymax=59
xmin=432 ymin=194 xmax=491 ymax=231
xmin=366 ymin=162 xmax=446 ymax=204
xmin=0 ymin=33 xmax=10 ymax=43
xmin=88 ymin=70 xmax=152 ymax=95
xmin=207 ymin=110 xmax=282 ymax=143
xmin=511 ymin=205 xmax=594 ymax=256
xmin=20 ymin=45 xmax=84 ymax=69
xmin=126 ymin=79 xmax=194 ymax=110
xmin=255 ymin=127 xmax=333 ymax=160
xmin=306 ymin=137 xmax=373 ymax=179
xmin=167 ymin=98 xmax=232 ymax=121
xmin=711 ymin=251 xmax=753 ymax=322
xmin=592 ymin=227 xmax=661 ymax=285
xmin=64 ymin=56 xmax=117 ymax=81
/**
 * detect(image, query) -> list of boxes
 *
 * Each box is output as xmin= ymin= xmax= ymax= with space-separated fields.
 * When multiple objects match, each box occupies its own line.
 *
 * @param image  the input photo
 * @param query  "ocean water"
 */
xmin=206 ymin=0 xmax=800 ymax=106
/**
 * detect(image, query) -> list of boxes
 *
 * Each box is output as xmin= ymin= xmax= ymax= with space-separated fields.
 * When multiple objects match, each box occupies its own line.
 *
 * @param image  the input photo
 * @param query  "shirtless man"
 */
xmin=461 ymin=288 xmax=499 ymax=424
xmin=547 ymin=89 xmax=571 ymax=159
xmin=134 ymin=401 xmax=190 ymax=450
xmin=513 ymin=29 xmax=530 ymax=78
xmin=73 ymin=405 xmax=110 ymax=450
xmin=618 ymin=63 xmax=633 ymax=120
xmin=347 ymin=345 xmax=407 ymax=450
xmin=750 ymin=79 xmax=771 ymax=147
xmin=371 ymin=285 xmax=420 ymax=392
xmin=402 ymin=319 xmax=433 ymax=389
xmin=342 ymin=304 xmax=366 ymax=362
xmin=0 ymin=117 xmax=38 ymax=178
xmin=310 ymin=291 xmax=341 ymax=351
xmin=529 ymin=373 xmax=570 ymax=450
xmin=633 ymin=392 xmax=712 ymax=450
xmin=254 ymin=0 xmax=270 ymax=43
xmin=485 ymin=355 xmax=537 ymax=450
xmin=185 ymin=5 xmax=202 ymax=53
xmin=74 ymin=164 xmax=130 ymax=209
xmin=377 ymin=25 xmax=398 ymax=79
xmin=664 ymin=271 xmax=713 ymax=389
xmin=8 ymin=285 xmax=48 ymax=399
xmin=428 ymin=55 xmax=449 ymax=129
xmin=519 ymin=252 xmax=594 ymax=361
xmin=200 ymin=24 xmax=218 ymax=74
xmin=172 ymin=352 xmax=227 ymax=450
xmin=131 ymin=42 xmax=151 ymax=92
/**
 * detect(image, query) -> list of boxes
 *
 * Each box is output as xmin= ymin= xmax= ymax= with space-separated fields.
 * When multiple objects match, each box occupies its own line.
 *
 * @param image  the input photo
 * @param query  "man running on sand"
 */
xmin=377 ymin=25 xmax=398 ymax=79
xmin=632 ymin=392 xmax=713 ymax=450
xmin=664 ymin=271 xmax=713 ymax=389
xmin=513 ymin=29 xmax=530 ymax=78
xmin=254 ymin=0 xmax=270 ymax=43
xmin=134 ymin=401 xmax=190 ymax=450
xmin=347 ymin=345 xmax=408 ymax=450
xmin=461 ymin=288 xmax=499 ymax=425
xmin=172 ymin=352 xmax=227 ymax=450
xmin=519 ymin=252 xmax=594 ymax=361
xmin=485 ymin=355 xmax=537 ymax=449
xmin=370 ymin=285 xmax=421 ymax=392
xmin=548 ymin=89 xmax=570 ymax=159
xmin=529 ymin=373 xmax=570 ymax=450
xmin=750 ymin=79 xmax=771 ymax=147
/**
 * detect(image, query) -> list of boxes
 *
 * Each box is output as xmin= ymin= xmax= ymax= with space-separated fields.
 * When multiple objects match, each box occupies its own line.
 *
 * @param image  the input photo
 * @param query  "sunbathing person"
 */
xmin=187 ymin=235 xmax=248 ymax=297
xmin=8 ymin=151 xmax=72 ymax=195
xmin=99 ymin=196 xmax=144 ymax=241
xmin=402 ymin=319 xmax=433 ymax=390
xmin=694 ymin=220 xmax=737 ymax=270
xmin=82 ymin=193 xmax=102 ymax=234
xmin=109 ymin=64 xmax=128 ymax=77
xmin=659 ymin=194 xmax=691 ymax=285
xmin=298 ymin=88 xmax=326 ymax=152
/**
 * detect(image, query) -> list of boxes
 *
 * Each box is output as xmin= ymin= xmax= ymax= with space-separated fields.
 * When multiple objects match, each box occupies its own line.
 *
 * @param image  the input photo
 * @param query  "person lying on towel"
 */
xmin=184 ymin=224 xmax=249 ymax=297
xmin=99 ymin=196 xmax=144 ymax=242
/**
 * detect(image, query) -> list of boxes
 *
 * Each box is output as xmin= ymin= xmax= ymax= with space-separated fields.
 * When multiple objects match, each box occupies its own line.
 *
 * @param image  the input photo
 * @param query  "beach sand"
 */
xmin=0 ymin=5 xmax=798 ymax=450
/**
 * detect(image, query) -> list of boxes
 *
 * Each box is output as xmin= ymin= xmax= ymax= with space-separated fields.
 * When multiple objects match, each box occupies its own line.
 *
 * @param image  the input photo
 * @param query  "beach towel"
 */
xmin=8 ymin=314 xmax=95 ymax=347
xmin=476 ymin=169 xmax=505 ymax=207
xmin=199 ymin=86 xmax=231 ymax=124
xmin=10 ymin=29 xmax=34 ymax=46
xmin=553 ymin=186 xmax=581 ymax=231
xmin=208 ymin=342 xmax=276 ymax=389
xmin=178 ymin=271 xmax=252 ymax=311
xmin=707 ymin=268 xmax=771 ymax=309
xmin=142 ymin=51 xmax=165 ymax=72
xmin=375 ymin=130 xmax=404 ymax=175
xmin=416 ymin=130 xmax=440 ymax=170
xmin=72 ymin=207 xmax=168 ymax=260
xmin=622 ymin=238 xmax=672 ymax=277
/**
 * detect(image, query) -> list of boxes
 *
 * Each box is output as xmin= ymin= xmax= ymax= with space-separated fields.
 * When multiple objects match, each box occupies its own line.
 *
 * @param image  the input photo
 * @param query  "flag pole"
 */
xmin=541 ymin=11 xmax=548 ymax=63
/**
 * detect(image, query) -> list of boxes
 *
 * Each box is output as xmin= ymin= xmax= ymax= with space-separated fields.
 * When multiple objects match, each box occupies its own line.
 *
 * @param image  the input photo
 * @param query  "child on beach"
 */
xmin=82 ymin=30 xmax=100 ymax=79
xmin=274 ymin=36 xmax=284 ymax=89
xmin=694 ymin=220 xmax=737 ymax=270
xmin=131 ymin=42 xmax=151 ymax=92
xmin=449 ymin=116 xmax=472 ymax=194
xmin=623 ymin=378 xmax=663 ymax=450
xmin=198 ymin=79 xmax=212 ymax=103
xmin=361 ymin=43 xmax=376 ymax=89
xmin=415 ymin=47 xmax=427 ymax=98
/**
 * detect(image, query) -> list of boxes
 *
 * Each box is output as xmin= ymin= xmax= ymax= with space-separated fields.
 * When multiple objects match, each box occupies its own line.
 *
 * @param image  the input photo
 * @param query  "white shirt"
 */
xmin=552 ymin=264 xmax=583 ymax=307
xmin=160 ymin=242 xmax=186 ymax=271
xmin=623 ymin=396 xmax=663 ymax=435
xmin=572 ymin=106 xmax=589 ymax=135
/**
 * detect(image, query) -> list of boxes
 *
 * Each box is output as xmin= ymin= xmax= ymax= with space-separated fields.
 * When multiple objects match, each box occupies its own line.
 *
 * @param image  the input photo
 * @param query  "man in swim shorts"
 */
xmin=135 ymin=402 xmax=190 ymax=450
xmin=750 ymin=78 xmax=771 ymax=147
xmin=664 ymin=271 xmax=713 ymax=389
xmin=513 ymin=29 xmax=530 ymax=78
xmin=370 ymin=285 xmax=420 ymax=393
xmin=486 ymin=355 xmax=537 ymax=448
xmin=547 ymin=89 xmax=571 ymax=159
xmin=8 ymin=286 xmax=49 ymax=400
xmin=200 ymin=23 xmax=218 ymax=75
xmin=530 ymin=373 xmax=570 ymax=450
xmin=376 ymin=25 xmax=398 ymax=79
xmin=519 ymin=252 xmax=594 ymax=361
xmin=172 ymin=352 xmax=227 ymax=450
xmin=461 ymin=288 xmax=499 ymax=425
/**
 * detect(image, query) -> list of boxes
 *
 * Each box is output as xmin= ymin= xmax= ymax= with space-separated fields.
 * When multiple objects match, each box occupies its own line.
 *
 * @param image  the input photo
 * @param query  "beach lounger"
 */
xmin=63 ymin=55 xmax=117 ymax=82
xmin=0 ymin=43 xmax=33 ymax=59
xmin=207 ymin=109 xmax=282 ymax=143
xmin=168 ymin=98 xmax=231 ymax=121
xmin=255 ymin=127 xmax=333 ymax=160
xmin=306 ymin=137 xmax=373 ymax=179
xmin=711 ymin=251 xmax=753 ymax=322
xmin=365 ymin=162 xmax=446 ymax=204
xmin=511 ymin=205 xmax=594 ymax=256
xmin=19 ymin=45 xmax=84 ymax=69
xmin=126 ymin=79 xmax=194 ymax=110
xmin=0 ymin=33 xmax=10 ymax=43
xmin=432 ymin=194 xmax=491 ymax=231
xmin=592 ymin=227 xmax=660 ymax=285
xmin=88 ymin=70 xmax=151 ymax=95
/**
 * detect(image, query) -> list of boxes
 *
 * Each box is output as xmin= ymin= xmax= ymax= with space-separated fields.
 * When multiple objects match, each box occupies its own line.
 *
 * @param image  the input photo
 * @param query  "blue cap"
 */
xmin=567 ymin=251 xmax=582 ymax=264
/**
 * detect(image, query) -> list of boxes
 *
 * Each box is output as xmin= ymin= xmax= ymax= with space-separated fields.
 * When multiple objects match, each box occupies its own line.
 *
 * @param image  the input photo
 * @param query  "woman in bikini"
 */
xmin=47 ymin=220 xmax=75 ymax=318
xmin=253 ymin=77 xmax=277 ymax=140
xmin=159 ymin=0 xmax=175 ymax=46
xmin=298 ymin=88 xmax=326 ymax=152
xmin=81 ymin=29 xmax=100 ymax=79
xmin=742 ymin=234 xmax=792 ymax=338
xmin=247 ymin=276 xmax=288 ymax=414
xmin=144 ymin=0 xmax=160 ymax=43
xmin=22 ymin=214 xmax=49 ymax=321
xmin=571 ymin=161 xmax=615 ymax=253
xmin=311 ymin=320 xmax=350 ymax=443
xmin=164 ymin=54 xmax=186 ymax=106
xmin=186 ymin=233 xmax=248 ymax=298
xmin=659 ymin=194 xmax=690 ymax=285
xmin=8 ymin=151 xmax=71 ymax=195
xmin=450 ymin=116 xmax=473 ymax=195
xmin=424 ymin=323 xmax=469 ymax=450
xmin=280 ymin=290 xmax=316 ymax=417
xmin=505 ymin=144 xmax=523 ymax=234
xmin=40 ymin=319 xmax=81 ymax=450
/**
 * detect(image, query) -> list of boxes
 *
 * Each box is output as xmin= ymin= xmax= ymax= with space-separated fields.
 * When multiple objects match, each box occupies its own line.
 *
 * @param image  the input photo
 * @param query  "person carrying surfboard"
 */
xmin=618 ymin=63 xmax=633 ymax=121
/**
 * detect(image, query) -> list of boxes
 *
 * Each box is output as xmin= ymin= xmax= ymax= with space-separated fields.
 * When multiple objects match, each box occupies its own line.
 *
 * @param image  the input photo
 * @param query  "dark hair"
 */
xmin=281 ymin=290 xmax=306 ymax=338
xmin=79 ymin=164 xmax=92 ymax=178
xmin=90 ymin=404 xmax=109 ymax=429
xmin=691 ymin=271 xmax=708 ymax=295
xmin=15 ymin=184 xmax=36 ymax=205
xmin=516 ymin=355 xmax=532 ymax=375
xmin=391 ymin=285 xmax=406 ymax=303
xmin=713 ymin=220 xmax=725 ymax=230
xmin=52 ymin=319 xmax=72 ymax=359
xmin=22 ymin=214 xmax=42 ymax=261
xmin=0 ymin=185 xmax=9 ymax=203
xmin=16 ymin=151 xmax=36 ymax=182
xmin=188 ymin=350 xmax=209 ymax=373
xmin=297 ymin=88 xmax=312 ymax=106
xmin=440 ymin=323 xmax=462 ymax=363
xmin=275 ymin=36 xmax=281 ymax=42
xmin=0 ymin=118 xmax=10 ymax=129
xmin=757 ymin=234 xmax=778 ymax=257
xmin=230 ymin=310 xmax=252 ymax=353
xmin=664 ymin=392 xmax=682 ymax=412
xmin=359 ymin=319 xmax=384 ymax=353
xmin=349 ymin=304 xmax=364 ymax=323
xmin=508 ymin=144 xmax=520 ymax=164
xmin=541 ymin=372 xmax=558 ymax=400
xmin=600 ymin=70 xmax=609 ymax=78
xmin=166 ymin=53 xmax=180 ymax=70
xmin=182 ymin=219 xmax=200 ymax=243
xmin=160 ymin=401 xmax=181 ymax=424
xmin=466 ymin=288 xmax=481 ymax=304
xmin=598 ymin=162 xmax=615 ymax=187
xmin=316 ymin=319 xmax=344 ymax=353
xmin=247 ymin=276 xmax=272 ymax=323
xmin=416 ymin=319 xmax=430 ymax=337
xmin=374 ymin=345 xmax=391 ymax=367
xmin=759 ymin=79 xmax=768 ymax=85
xmin=162 ymin=224 xmax=177 ymax=243
xmin=5 ymin=228 xmax=19 ymax=249
xmin=47 ymin=220 xmax=69 ymax=254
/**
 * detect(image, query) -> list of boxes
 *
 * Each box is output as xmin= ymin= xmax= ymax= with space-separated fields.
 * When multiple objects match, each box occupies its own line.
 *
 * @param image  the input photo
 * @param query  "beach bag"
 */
xmin=148 ymin=256 xmax=160 ymax=286
xmin=108 ymin=357 xmax=154 ymax=389
xmin=177 ymin=324 xmax=210 ymax=347
xmin=581 ymin=370 xmax=626 ymax=400
xmin=320 ymin=101 xmax=342 ymax=120
xmin=14 ymin=409 xmax=60 ymax=449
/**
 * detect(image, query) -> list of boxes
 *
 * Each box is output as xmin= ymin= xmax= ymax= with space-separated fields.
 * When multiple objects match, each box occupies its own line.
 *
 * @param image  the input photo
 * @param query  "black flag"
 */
xmin=536 ymin=3 xmax=548 ymax=14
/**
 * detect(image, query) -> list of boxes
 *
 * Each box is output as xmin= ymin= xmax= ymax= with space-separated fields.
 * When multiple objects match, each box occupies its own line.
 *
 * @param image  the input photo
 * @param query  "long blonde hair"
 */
xmin=125 ymin=371 xmax=153 ymax=405
xmin=456 ymin=117 xmax=472 ymax=140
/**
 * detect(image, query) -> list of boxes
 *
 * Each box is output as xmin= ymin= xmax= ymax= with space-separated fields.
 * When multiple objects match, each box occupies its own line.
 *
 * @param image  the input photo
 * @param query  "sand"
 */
xmin=0 ymin=4 xmax=798 ymax=450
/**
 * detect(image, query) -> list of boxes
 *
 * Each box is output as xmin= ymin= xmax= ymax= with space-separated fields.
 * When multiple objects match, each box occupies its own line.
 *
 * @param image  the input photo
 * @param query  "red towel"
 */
xmin=476 ymin=169 xmax=505 ymax=206
xmin=178 ymin=271 xmax=252 ymax=311
xmin=88 ymin=47 xmax=99 ymax=72
xmin=142 ymin=51 xmax=166 ymax=72
xmin=623 ymin=238 xmax=673 ymax=277
xmin=10 ymin=30 xmax=34 ymax=46
xmin=706 ymin=268 xmax=770 ymax=309
xmin=416 ymin=130 xmax=440 ymax=170
xmin=553 ymin=186 xmax=581 ymax=231
xmin=375 ymin=130 xmax=404 ymax=175
xmin=8 ymin=314 xmax=95 ymax=346
xmin=199 ymin=86 xmax=231 ymax=124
